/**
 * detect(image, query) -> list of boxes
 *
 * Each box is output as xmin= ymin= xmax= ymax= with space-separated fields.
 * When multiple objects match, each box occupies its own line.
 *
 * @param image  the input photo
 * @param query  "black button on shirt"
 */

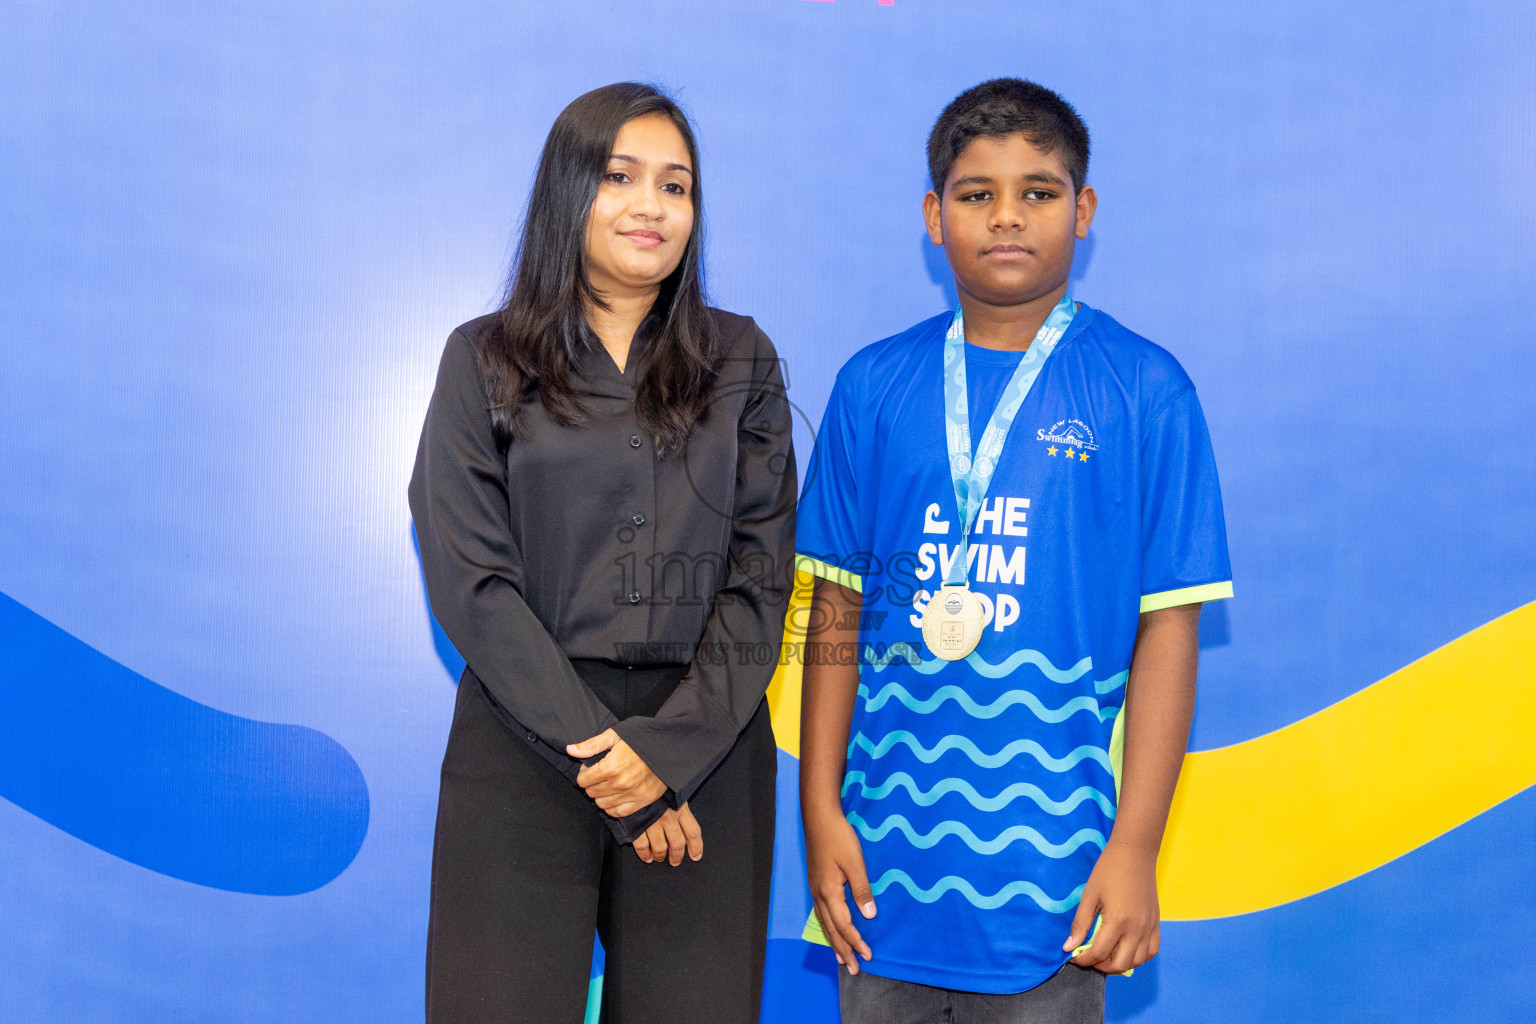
xmin=410 ymin=309 xmax=797 ymax=842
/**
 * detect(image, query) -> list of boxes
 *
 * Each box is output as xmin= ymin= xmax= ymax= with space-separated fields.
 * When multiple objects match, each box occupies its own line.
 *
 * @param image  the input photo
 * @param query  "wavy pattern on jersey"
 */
xmin=873 ymin=869 xmax=1086 ymax=912
xmin=849 ymin=731 xmax=1113 ymax=773
xmin=863 ymin=643 xmax=1126 ymax=691
xmin=858 ymin=681 xmax=1120 ymax=723
xmin=848 ymin=811 xmax=1106 ymax=857
xmin=763 ymin=579 xmax=1123 ymax=759
xmin=842 ymin=770 xmax=1118 ymax=817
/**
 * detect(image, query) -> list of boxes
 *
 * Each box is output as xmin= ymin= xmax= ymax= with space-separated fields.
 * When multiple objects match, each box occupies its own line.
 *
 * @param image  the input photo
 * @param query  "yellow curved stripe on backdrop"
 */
xmin=766 ymin=573 xmax=1536 ymax=920
xmin=763 ymin=569 xmax=814 ymax=759
xmin=1159 ymin=599 xmax=1536 ymax=919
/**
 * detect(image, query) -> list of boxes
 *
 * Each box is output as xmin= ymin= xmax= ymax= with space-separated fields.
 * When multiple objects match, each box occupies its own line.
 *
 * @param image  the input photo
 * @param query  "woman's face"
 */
xmin=584 ymin=113 xmax=696 ymax=299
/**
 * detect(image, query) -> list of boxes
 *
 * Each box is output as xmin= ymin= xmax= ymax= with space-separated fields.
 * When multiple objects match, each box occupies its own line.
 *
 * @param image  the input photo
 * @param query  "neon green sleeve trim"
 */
xmin=1139 ymin=580 xmax=1233 ymax=613
xmin=795 ymin=554 xmax=863 ymax=594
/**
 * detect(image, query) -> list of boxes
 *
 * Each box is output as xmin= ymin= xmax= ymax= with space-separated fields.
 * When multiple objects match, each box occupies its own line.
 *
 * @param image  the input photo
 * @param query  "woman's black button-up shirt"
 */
xmin=410 ymin=308 xmax=796 ymax=841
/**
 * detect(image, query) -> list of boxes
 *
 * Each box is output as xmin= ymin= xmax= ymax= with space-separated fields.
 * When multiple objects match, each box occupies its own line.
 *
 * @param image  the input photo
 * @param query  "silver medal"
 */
xmin=920 ymin=584 xmax=986 ymax=661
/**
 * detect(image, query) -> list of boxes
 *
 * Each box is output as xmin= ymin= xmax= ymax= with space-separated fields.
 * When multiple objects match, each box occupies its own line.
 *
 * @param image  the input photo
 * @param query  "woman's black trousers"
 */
xmin=425 ymin=659 xmax=777 ymax=1023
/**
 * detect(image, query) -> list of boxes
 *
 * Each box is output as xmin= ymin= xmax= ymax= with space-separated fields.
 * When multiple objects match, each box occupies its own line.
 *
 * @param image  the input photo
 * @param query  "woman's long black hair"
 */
xmin=477 ymin=82 xmax=719 ymax=456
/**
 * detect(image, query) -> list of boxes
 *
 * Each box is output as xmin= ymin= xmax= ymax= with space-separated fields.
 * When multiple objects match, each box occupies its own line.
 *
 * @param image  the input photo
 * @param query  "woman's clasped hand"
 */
xmin=568 ymin=729 xmax=704 ymax=864
xmin=634 ymin=804 xmax=703 ymax=865
xmin=567 ymin=728 xmax=668 ymax=817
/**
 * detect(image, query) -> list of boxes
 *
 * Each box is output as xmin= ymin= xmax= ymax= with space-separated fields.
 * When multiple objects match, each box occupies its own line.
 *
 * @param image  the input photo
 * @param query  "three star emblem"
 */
xmin=1046 ymin=445 xmax=1090 ymax=463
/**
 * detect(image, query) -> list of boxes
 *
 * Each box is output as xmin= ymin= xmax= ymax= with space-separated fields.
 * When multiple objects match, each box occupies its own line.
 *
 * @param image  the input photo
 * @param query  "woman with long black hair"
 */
xmin=409 ymin=83 xmax=795 ymax=1023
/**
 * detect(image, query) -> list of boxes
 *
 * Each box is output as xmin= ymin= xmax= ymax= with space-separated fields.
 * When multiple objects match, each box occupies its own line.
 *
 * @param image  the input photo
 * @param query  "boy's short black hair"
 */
xmin=927 ymin=78 xmax=1090 ymax=193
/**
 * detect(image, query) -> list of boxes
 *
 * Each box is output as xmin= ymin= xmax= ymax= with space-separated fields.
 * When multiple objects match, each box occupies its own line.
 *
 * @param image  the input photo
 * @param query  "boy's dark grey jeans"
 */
xmin=838 ymin=963 xmax=1105 ymax=1024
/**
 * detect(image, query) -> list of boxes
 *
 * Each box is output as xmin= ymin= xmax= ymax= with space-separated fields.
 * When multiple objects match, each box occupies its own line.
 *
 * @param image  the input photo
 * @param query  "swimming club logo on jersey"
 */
xmin=1037 ymin=419 xmax=1098 ymax=463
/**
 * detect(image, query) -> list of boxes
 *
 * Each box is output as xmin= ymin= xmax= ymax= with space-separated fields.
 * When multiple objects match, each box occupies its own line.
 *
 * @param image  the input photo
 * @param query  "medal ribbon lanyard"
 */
xmin=942 ymin=294 xmax=1077 ymax=587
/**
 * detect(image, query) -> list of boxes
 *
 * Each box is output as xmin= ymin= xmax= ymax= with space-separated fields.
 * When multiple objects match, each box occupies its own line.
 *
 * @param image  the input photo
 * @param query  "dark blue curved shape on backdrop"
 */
xmin=0 ymin=593 xmax=369 ymax=895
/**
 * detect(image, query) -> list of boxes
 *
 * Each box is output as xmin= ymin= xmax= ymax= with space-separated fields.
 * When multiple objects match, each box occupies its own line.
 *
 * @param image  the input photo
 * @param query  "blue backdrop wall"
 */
xmin=3 ymin=1 xmax=1534 ymax=1021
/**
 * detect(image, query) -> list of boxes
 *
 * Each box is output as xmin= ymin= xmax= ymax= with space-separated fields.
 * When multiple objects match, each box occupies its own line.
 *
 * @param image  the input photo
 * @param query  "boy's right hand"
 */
xmin=806 ymin=807 xmax=876 ymax=973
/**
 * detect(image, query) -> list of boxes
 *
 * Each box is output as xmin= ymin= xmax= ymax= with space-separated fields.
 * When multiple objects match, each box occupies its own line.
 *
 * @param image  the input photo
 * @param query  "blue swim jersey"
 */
xmin=796 ymin=303 xmax=1233 ymax=993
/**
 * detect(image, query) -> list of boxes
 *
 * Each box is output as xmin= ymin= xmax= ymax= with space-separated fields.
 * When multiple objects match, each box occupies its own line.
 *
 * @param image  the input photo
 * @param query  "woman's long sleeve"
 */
xmin=409 ymin=330 xmax=666 ymax=840
xmin=611 ymin=330 xmax=798 ymax=805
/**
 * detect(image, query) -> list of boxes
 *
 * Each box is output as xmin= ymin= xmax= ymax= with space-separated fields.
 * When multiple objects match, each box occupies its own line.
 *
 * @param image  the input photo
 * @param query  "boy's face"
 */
xmin=924 ymin=133 xmax=1096 ymax=308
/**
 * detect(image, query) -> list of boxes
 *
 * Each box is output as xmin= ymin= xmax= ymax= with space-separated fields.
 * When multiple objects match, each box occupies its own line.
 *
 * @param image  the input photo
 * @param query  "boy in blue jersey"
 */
xmin=798 ymin=79 xmax=1233 ymax=1022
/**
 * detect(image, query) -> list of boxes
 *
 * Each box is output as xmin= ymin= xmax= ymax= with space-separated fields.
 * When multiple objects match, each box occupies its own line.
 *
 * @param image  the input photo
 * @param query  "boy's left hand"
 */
xmin=1063 ymin=838 xmax=1161 ymax=974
